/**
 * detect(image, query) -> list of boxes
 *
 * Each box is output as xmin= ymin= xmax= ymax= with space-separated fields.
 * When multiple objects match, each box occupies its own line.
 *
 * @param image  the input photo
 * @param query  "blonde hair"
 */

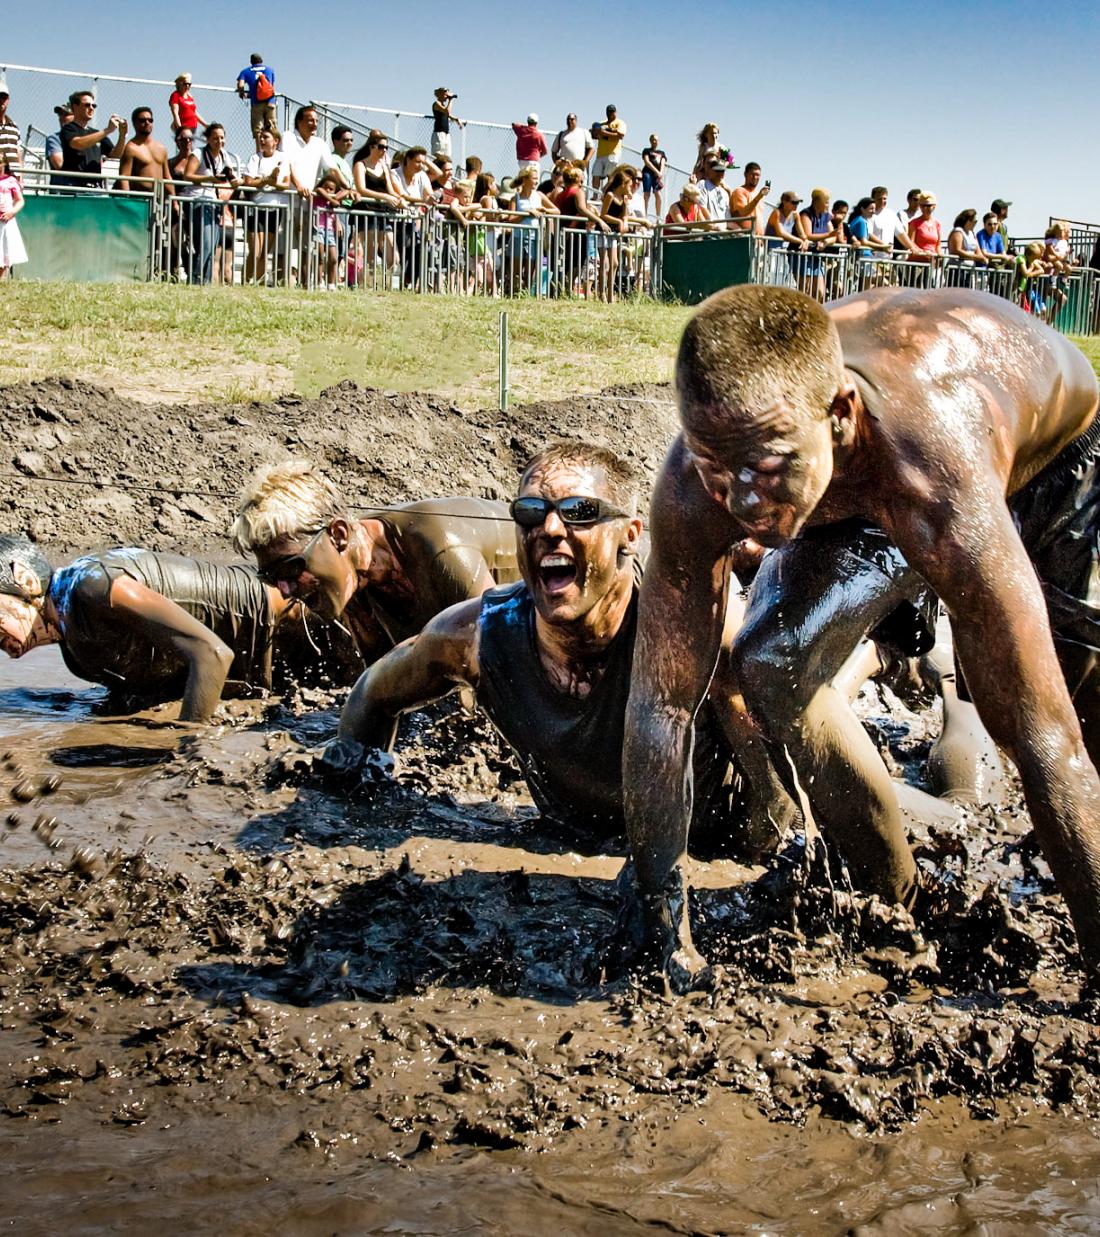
xmin=232 ymin=459 xmax=348 ymax=553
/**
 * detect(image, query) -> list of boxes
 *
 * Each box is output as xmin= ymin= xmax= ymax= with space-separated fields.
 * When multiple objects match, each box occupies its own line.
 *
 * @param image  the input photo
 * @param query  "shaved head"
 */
xmin=676 ymin=285 xmax=844 ymax=435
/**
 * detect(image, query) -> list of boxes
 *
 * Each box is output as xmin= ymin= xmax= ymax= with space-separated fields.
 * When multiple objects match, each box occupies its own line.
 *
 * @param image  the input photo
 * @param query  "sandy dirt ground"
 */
xmin=1 ymin=380 xmax=1099 ymax=1233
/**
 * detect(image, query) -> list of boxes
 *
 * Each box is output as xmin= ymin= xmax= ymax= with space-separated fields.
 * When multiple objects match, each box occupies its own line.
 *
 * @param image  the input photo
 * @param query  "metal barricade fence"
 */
xmin=345 ymin=207 xmax=654 ymax=301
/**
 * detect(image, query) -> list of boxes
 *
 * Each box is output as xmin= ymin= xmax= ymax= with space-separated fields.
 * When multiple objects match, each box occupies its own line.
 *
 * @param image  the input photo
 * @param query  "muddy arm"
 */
xmin=893 ymin=494 xmax=1100 ymax=982
xmin=327 ymin=598 xmax=482 ymax=767
xmin=107 ymin=577 xmax=234 ymax=722
xmin=623 ymin=445 xmax=732 ymax=977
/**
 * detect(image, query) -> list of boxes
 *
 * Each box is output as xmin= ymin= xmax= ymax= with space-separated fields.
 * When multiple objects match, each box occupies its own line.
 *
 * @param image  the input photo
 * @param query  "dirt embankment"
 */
xmin=0 ymin=378 xmax=678 ymax=559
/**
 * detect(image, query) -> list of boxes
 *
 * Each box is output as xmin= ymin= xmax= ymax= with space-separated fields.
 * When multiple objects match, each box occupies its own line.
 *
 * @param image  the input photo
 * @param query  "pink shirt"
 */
xmin=909 ymin=216 xmax=942 ymax=254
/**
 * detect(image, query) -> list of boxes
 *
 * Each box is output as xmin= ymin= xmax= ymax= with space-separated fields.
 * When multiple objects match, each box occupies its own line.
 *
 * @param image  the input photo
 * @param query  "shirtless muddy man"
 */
xmin=627 ymin=284 xmax=1100 ymax=989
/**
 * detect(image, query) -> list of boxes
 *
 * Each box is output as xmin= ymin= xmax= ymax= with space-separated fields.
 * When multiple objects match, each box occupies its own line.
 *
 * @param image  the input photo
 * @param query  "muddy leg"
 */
xmin=732 ymin=531 xmax=922 ymax=901
xmin=1061 ymin=644 xmax=1100 ymax=772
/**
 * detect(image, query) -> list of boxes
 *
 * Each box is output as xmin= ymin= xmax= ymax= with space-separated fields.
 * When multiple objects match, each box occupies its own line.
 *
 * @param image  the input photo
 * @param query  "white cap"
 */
xmin=0 ymin=75 xmax=8 ymax=96
xmin=527 ymin=112 xmax=538 ymax=125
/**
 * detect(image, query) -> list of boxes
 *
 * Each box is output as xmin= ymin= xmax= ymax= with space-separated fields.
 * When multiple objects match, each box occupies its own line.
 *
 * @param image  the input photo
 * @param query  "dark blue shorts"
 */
xmin=641 ymin=169 xmax=662 ymax=193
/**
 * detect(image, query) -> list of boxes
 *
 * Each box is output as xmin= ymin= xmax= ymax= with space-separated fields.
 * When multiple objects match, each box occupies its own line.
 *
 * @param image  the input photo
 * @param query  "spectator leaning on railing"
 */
xmin=60 ymin=92 xmax=128 ymax=189
xmin=908 ymin=192 xmax=942 ymax=261
xmin=0 ymin=78 xmax=21 ymax=180
xmin=242 ymin=126 xmax=288 ymax=284
xmin=977 ymin=211 xmax=1007 ymax=260
xmin=237 ymin=53 xmax=279 ymax=152
xmin=867 ymin=187 xmax=917 ymax=260
xmin=727 ymin=162 xmax=770 ymax=235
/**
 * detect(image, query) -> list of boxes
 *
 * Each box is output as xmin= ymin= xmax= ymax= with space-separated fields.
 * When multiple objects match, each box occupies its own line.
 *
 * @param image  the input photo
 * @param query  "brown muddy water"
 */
xmin=2 ymin=647 xmax=1100 ymax=1235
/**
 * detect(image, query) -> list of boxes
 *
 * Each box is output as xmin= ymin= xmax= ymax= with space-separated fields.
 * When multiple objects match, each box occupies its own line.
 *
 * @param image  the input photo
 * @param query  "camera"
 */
xmin=447 ymin=92 xmax=458 ymax=100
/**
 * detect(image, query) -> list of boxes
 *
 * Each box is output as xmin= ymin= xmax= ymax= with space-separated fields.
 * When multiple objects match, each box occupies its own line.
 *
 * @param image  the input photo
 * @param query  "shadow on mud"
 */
xmin=178 ymin=864 xmax=622 ymax=1006
xmin=49 ymin=744 xmax=175 ymax=769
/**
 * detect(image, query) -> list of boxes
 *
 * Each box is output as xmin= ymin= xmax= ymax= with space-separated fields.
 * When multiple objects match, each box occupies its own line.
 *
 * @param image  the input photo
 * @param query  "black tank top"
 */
xmin=475 ymin=581 xmax=732 ymax=838
xmin=49 ymin=548 xmax=274 ymax=698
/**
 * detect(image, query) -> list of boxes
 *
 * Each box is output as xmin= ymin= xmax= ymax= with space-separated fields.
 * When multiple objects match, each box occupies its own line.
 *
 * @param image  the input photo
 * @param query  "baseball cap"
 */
xmin=0 ymin=75 xmax=8 ymax=98
xmin=527 ymin=112 xmax=539 ymax=125
xmin=991 ymin=198 xmax=1012 ymax=211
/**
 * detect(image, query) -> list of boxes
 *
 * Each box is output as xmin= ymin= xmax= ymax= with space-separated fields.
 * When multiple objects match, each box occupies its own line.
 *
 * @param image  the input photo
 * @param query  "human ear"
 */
xmin=328 ymin=519 xmax=350 ymax=555
xmin=828 ymin=384 xmax=860 ymax=449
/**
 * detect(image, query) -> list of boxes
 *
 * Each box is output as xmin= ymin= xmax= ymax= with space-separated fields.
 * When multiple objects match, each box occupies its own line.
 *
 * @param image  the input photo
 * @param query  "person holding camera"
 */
xmin=431 ymin=87 xmax=463 ymax=160
xmin=727 ymin=162 xmax=771 ymax=236
xmin=182 ymin=121 xmax=242 ymax=284
xmin=59 ymin=91 xmax=129 ymax=189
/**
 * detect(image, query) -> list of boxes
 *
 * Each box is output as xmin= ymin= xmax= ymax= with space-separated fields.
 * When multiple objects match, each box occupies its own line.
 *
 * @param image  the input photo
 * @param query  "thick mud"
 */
xmin=2 ymin=382 xmax=1100 ymax=1230
xmin=1 ymin=646 xmax=1099 ymax=1232
xmin=1 ymin=377 xmax=676 ymax=558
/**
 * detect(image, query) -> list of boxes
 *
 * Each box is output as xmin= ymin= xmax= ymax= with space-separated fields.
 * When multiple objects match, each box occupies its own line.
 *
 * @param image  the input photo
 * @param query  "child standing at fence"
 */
xmin=0 ymin=158 xmax=27 ymax=278
xmin=313 ymin=170 xmax=343 ymax=290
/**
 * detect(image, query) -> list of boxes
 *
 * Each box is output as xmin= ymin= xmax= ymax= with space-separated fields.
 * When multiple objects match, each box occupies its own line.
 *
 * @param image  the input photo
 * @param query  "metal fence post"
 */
xmin=499 ymin=310 xmax=509 ymax=411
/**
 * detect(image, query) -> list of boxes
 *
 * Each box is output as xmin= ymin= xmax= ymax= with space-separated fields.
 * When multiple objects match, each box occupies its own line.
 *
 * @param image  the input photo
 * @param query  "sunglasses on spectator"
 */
xmin=510 ymin=496 xmax=629 ymax=528
xmin=255 ymin=528 xmax=328 ymax=586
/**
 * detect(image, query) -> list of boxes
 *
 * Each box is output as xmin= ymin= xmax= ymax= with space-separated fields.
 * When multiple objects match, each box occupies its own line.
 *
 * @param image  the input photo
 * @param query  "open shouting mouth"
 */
xmin=538 ymin=552 xmax=577 ymax=595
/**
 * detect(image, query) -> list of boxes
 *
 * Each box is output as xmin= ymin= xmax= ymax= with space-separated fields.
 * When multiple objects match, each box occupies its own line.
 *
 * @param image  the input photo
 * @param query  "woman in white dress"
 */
xmin=0 ymin=158 xmax=28 ymax=277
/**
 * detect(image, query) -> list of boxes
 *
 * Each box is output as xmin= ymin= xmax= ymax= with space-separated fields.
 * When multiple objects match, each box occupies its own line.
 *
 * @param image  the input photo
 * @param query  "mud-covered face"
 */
xmin=0 ymin=594 xmax=41 ymax=659
xmin=684 ymin=406 xmax=834 ymax=547
xmin=515 ymin=464 xmax=638 ymax=624
xmin=253 ymin=525 xmax=355 ymax=621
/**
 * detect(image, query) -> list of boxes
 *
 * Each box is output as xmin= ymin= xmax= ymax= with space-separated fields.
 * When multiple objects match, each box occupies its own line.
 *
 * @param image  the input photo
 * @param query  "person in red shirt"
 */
xmin=512 ymin=113 xmax=547 ymax=172
xmin=169 ymin=73 xmax=206 ymax=136
xmin=908 ymin=191 xmax=942 ymax=260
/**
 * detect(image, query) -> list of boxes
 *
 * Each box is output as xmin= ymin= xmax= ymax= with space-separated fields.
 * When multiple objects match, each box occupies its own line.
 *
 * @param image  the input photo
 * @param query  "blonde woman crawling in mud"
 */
xmin=624 ymin=284 xmax=1100 ymax=993
xmin=233 ymin=460 xmax=519 ymax=662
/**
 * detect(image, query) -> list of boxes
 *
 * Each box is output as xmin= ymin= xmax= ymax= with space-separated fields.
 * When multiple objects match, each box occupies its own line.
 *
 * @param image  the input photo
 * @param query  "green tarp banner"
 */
xmin=16 ymin=194 xmax=150 ymax=282
xmin=659 ymin=233 xmax=753 ymax=304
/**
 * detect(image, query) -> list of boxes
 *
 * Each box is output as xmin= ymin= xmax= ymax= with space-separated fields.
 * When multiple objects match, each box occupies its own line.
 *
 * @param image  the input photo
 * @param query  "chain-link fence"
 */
xmin=2 ymin=62 xmax=253 ymax=167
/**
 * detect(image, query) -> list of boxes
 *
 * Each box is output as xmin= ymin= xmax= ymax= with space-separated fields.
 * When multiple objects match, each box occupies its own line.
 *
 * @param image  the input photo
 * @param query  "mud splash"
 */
xmin=1 ymin=648 xmax=1100 ymax=1229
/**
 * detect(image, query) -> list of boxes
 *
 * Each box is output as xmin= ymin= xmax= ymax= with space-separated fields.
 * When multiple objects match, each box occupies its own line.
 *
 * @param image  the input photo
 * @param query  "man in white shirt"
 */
xmin=278 ymin=105 xmax=335 ymax=286
xmin=867 ymin=185 xmax=917 ymax=260
xmin=551 ymin=113 xmax=593 ymax=169
xmin=697 ymin=160 xmax=731 ymax=230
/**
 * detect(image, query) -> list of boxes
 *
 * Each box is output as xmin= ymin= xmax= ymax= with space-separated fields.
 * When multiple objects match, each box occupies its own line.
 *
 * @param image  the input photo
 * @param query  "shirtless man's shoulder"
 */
xmin=832 ymin=288 xmax=1098 ymax=489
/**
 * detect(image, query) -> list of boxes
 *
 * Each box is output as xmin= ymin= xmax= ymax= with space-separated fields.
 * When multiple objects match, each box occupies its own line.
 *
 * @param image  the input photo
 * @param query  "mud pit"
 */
xmin=2 ymin=381 xmax=1100 ymax=1232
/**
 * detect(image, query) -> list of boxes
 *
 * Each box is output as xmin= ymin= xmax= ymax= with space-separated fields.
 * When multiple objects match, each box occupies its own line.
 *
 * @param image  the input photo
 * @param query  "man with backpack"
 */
xmin=237 ymin=53 xmax=278 ymax=152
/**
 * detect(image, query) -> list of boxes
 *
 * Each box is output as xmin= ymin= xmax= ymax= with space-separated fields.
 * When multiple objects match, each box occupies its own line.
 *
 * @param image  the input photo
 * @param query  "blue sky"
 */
xmin=4 ymin=0 xmax=1098 ymax=237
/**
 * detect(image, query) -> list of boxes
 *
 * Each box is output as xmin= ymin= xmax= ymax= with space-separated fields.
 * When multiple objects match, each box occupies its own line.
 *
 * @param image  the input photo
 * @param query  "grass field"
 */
xmin=2 ymin=283 xmax=693 ymax=406
xmin=5 ymin=282 xmax=1099 ymax=406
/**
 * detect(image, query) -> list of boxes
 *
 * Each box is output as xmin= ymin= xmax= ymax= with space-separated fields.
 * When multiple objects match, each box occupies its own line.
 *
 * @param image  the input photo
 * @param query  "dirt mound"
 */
xmin=0 ymin=378 xmax=678 ymax=558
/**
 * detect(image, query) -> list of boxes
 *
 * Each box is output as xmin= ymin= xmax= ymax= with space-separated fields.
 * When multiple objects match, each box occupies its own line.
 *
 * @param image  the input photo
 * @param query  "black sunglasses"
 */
xmin=510 ymin=495 xmax=629 ymax=528
xmin=255 ymin=528 xmax=326 ymax=586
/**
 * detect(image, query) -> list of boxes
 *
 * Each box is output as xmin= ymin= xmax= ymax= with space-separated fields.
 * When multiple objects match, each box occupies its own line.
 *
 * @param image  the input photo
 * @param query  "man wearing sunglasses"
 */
xmin=318 ymin=442 xmax=793 ymax=858
xmin=59 ymin=91 xmax=128 ymax=189
xmin=233 ymin=460 xmax=518 ymax=662
xmin=0 ymin=537 xmax=355 ymax=722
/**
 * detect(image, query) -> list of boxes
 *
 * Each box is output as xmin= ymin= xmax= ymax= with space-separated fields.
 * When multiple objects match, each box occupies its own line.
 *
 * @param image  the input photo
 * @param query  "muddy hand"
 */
xmin=610 ymin=861 xmax=712 ymax=994
xmin=315 ymin=739 xmax=396 ymax=787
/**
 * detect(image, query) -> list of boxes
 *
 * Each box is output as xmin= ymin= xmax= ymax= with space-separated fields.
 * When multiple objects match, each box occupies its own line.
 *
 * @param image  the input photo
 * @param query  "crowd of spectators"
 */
xmin=1 ymin=58 xmax=1098 ymax=311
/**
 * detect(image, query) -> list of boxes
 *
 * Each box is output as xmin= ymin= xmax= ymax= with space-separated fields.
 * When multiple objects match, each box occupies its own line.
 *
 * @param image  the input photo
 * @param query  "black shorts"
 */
xmin=1009 ymin=413 xmax=1100 ymax=652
